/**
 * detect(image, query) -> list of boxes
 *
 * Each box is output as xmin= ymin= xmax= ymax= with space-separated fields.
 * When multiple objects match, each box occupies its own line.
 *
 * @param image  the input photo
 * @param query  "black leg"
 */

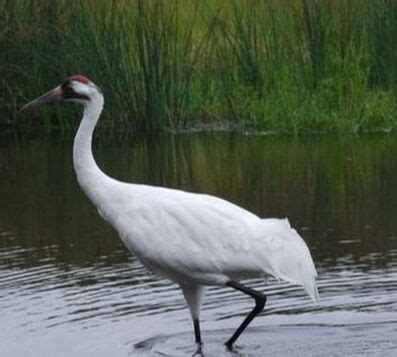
xmin=194 ymin=318 xmax=202 ymax=345
xmin=225 ymin=281 xmax=267 ymax=349
xmin=193 ymin=318 xmax=203 ymax=355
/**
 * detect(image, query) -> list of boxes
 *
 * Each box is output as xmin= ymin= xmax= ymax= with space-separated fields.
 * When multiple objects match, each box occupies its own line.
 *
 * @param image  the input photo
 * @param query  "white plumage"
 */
xmin=96 ymin=183 xmax=318 ymax=301
xmin=22 ymin=75 xmax=319 ymax=349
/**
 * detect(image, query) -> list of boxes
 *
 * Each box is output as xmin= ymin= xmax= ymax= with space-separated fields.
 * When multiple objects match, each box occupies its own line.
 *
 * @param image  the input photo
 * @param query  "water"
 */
xmin=0 ymin=132 xmax=396 ymax=356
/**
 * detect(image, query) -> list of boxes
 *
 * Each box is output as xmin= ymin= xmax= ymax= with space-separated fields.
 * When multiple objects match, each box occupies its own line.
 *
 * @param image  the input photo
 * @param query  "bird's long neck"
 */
xmin=73 ymin=93 xmax=111 ymax=207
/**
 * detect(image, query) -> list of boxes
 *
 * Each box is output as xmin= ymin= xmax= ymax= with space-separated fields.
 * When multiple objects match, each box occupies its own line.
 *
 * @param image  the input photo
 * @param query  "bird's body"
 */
xmin=88 ymin=178 xmax=317 ymax=293
xmin=22 ymin=75 xmax=319 ymax=350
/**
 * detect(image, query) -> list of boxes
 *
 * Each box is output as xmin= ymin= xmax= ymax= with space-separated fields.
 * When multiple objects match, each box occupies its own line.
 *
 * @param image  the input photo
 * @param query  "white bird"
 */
xmin=22 ymin=75 xmax=319 ymax=350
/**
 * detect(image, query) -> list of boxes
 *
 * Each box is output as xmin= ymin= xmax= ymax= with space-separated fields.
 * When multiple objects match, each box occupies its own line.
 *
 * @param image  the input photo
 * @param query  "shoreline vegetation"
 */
xmin=2 ymin=0 xmax=397 ymax=134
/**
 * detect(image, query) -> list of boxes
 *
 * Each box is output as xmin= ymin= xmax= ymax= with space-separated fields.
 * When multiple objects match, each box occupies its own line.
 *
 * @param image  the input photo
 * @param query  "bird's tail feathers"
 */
xmin=260 ymin=218 xmax=319 ymax=303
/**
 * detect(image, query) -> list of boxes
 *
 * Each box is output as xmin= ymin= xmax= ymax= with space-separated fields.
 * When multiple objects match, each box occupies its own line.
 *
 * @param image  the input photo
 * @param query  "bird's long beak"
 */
xmin=20 ymin=85 xmax=63 ymax=112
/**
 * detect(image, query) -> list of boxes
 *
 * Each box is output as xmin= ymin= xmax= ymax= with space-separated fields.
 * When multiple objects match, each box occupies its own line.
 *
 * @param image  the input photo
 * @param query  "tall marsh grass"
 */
xmin=1 ymin=0 xmax=397 ymax=133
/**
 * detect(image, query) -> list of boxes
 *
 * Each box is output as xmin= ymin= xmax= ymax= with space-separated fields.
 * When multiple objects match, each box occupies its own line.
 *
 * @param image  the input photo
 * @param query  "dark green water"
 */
xmin=0 ymin=132 xmax=396 ymax=356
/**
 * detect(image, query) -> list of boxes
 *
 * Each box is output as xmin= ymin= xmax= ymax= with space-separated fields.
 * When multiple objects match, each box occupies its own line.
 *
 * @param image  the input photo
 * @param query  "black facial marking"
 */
xmin=61 ymin=80 xmax=90 ymax=101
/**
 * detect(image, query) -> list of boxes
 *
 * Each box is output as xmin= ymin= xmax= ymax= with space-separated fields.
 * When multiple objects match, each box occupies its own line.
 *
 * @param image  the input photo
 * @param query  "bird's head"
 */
xmin=21 ymin=75 xmax=101 ymax=111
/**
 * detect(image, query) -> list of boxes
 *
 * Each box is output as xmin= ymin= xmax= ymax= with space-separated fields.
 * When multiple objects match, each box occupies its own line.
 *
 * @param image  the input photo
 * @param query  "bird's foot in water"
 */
xmin=225 ymin=341 xmax=242 ymax=353
xmin=192 ymin=342 xmax=204 ymax=356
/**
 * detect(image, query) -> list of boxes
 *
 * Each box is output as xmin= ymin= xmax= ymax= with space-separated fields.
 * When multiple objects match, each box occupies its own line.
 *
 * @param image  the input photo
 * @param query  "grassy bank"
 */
xmin=1 ymin=0 xmax=397 ymax=133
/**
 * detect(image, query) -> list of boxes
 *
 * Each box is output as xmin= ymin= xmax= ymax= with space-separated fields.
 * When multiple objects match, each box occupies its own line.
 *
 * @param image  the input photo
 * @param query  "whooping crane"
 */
xmin=22 ymin=75 xmax=319 ymax=350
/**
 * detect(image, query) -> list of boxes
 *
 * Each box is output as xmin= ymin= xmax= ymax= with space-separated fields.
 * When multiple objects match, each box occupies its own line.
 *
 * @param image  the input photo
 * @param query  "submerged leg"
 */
xmin=225 ymin=281 xmax=267 ymax=349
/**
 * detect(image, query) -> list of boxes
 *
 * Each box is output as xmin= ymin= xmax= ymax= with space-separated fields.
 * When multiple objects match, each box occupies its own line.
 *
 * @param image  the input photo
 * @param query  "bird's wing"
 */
xmin=116 ymin=187 xmax=261 ymax=280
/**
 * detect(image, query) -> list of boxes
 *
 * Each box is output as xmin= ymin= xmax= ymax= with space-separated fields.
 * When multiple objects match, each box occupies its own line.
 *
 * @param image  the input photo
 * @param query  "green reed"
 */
xmin=1 ymin=0 xmax=397 ymax=133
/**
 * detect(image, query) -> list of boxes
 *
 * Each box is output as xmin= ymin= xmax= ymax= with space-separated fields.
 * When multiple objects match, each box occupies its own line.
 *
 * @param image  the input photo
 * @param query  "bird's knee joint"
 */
xmin=255 ymin=295 xmax=266 ymax=310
